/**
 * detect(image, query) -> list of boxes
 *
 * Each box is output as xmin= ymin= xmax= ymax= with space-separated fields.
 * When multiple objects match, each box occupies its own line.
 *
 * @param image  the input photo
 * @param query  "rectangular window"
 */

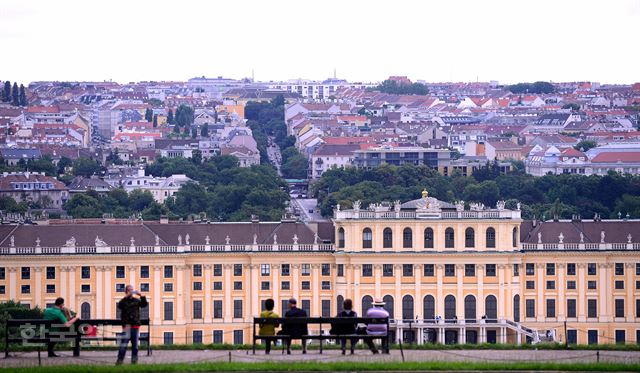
xmin=213 ymin=281 xmax=222 ymax=291
xmin=164 ymin=265 xmax=173 ymax=278
xmin=525 ymin=299 xmax=535 ymax=318
xmin=233 ymin=281 xmax=242 ymax=290
xmin=513 ymin=264 xmax=519 ymax=276
xmin=21 ymin=285 xmax=30 ymax=294
xmin=322 ymin=281 xmax=331 ymax=290
xmin=164 ymin=283 xmax=173 ymax=292
xmin=81 ymin=284 xmax=91 ymax=293
xmin=636 ymin=263 xmax=640 ymax=275
xmin=615 ymin=330 xmax=626 ymax=345
xmin=637 ymin=299 xmax=640 ymax=318
xmin=46 ymin=284 xmax=55 ymax=294
xmin=444 ymin=264 xmax=455 ymax=277
xmin=567 ymin=280 xmax=576 ymax=290
xmin=546 ymin=263 xmax=555 ymax=276
xmin=362 ymin=264 xmax=373 ymax=277
xmin=116 ymin=283 xmax=126 ymax=292
xmin=233 ymin=330 xmax=243 ymax=345
xmin=213 ymin=264 xmax=222 ymax=276
xmin=588 ymin=263 xmax=596 ymax=276
xmin=301 ymin=300 xmax=310 ymax=315
xmin=261 ymin=281 xmax=270 ymax=290
xmin=281 ymin=264 xmax=290 ymax=276
xmin=321 ymin=299 xmax=331 ymax=317
xmin=140 ymin=283 xmax=149 ymax=292
xmin=281 ymin=281 xmax=290 ymax=290
xmin=116 ymin=266 xmax=125 ymax=278
xmin=260 ymin=264 xmax=270 ymax=276
xmin=567 ymin=299 xmax=577 ymax=318
xmin=81 ymin=266 xmax=90 ymax=279
xmin=0 ymin=267 xmax=4 ymax=280
xmin=402 ymin=264 xmax=413 ymax=277
xmin=526 ymin=281 xmax=535 ymax=290
xmin=213 ymin=300 xmax=223 ymax=319
xmin=615 ymin=299 xmax=625 ymax=318
xmin=164 ymin=301 xmax=174 ymax=320
xmin=588 ymin=330 xmax=598 ymax=345
xmin=301 ymin=264 xmax=311 ymax=276
xmin=337 ymin=264 xmax=344 ymax=277
xmin=46 ymin=266 xmax=56 ymax=280
xmin=140 ymin=266 xmax=149 ymax=278
xmin=321 ymin=263 xmax=330 ymax=276
xmin=615 ymin=280 xmax=624 ymax=290
xmin=567 ymin=330 xmax=577 ymax=344
xmin=0 ymin=285 xmax=5 ymax=294
xmin=193 ymin=300 xmax=203 ymax=319
xmin=546 ymin=299 xmax=556 ymax=318
xmin=423 ymin=264 xmax=434 ymax=277
xmin=526 ymin=263 xmax=534 ymax=276
xmin=192 ymin=330 xmax=203 ymax=344
xmin=615 ymin=263 xmax=624 ymax=276
xmin=485 ymin=264 xmax=496 ymax=277
xmin=193 ymin=281 xmax=202 ymax=291
xmin=588 ymin=299 xmax=598 ymax=318
xmin=567 ymin=263 xmax=576 ymax=276
xmin=233 ymin=264 xmax=242 ymax=276
xmin=465 ymin=264 xmax=475 ymax=277
xmin=213 ymin=330 xmax=223 ymax=344
xmin=193 ymin=264 xmax=202 ymax=277
xmin=301 ymin=281 xmax=310 ymax=290
xmin=233 ymin=299 xmax=243 ymax=318
xmin=588 ymin=281 xmax=597 ymax=290
xmin=546 ymin=280 xmax=555 ymax=290
xmin=21 ymin=267 xmax=30 ymax=280
xmin=383 ymin=264 xmax=393 ymax=277
xmin=163 ymin=332 xmax=173 ymax=345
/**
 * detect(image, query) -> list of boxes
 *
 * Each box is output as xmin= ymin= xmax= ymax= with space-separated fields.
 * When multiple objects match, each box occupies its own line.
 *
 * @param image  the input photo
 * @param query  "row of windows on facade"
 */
xmin=338 ymin=227 xmax=518 ymax=249
xmin=3 ymin=262 xmax=640 ymax=283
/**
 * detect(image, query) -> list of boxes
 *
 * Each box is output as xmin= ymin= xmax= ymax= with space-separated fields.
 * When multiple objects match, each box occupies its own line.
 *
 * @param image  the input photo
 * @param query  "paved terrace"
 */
xmin=2 ymin=349 xmax=640 ymax=368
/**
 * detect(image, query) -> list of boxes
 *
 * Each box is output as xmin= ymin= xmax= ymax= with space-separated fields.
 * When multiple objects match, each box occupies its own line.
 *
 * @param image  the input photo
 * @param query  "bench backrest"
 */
xmin=253 ymin=317 xmax=388 ymax=325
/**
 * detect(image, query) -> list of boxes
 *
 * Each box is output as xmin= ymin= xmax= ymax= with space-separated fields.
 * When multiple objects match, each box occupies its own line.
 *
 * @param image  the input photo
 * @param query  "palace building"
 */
xmin=1 ymin=190 xmax=639 ymax=346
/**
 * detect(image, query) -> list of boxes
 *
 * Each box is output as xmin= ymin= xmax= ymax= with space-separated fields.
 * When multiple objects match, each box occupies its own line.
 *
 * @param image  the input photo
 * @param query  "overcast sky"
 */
xmin=1 ymin=0 xmax=639 ymax=85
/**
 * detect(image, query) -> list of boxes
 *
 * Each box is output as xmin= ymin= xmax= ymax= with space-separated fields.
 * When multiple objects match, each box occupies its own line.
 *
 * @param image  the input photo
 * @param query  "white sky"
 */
xmin=1 ymin=0 xmax=639 ymax=85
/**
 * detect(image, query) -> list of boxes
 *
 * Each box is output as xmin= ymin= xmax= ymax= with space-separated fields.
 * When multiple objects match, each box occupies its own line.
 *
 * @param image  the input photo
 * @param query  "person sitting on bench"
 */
xmin=258 ymin=298 xmax=279 ymax=354
xmin=364 ymin=298 xmax=389 ymax=354
xmin=280 ymin=298 xmax=308 ymax=354
xmin=43 ymin=297 xmax=79 ymax=357
xmin=331 ymin=298 xmax=358 ymax=355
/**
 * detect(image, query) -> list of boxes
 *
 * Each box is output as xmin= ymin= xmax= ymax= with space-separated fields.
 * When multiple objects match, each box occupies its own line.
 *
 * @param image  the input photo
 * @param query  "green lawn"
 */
xmin=4 ymin=361 xmax=640 ymax=373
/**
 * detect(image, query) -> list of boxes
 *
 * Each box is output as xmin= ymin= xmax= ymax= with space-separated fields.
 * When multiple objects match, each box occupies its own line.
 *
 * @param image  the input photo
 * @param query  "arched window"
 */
xmin=383 ymin=228 xmax=393 ymax=248
xmin=402 ymin=228 xmax=413 ymax=248
xmin=486 ymin=227 xmax=496 ymax=248
xmin=485 ymin=295 xmax=497 ymax=321
xmin=444 ymin=295 xmax=456 ymax=321
xmin=383 ymin=295 xmax=394 ymax=319
xmin=361 ymin=295 xmax=373 ymax=314
xmin=513 ymin=294 xmax=520 ymax=322
xmin=424 ymin=228 xmax=434 ymax=249
xmin=337 ymin=295 xmax=345 ymax=314
xmin=445 ymin=228 xmax=455 ymax=248
xmin=362 ymin=228 xmax=372 ymax=249
xmin=465 ymin=227 xmax=475 ymax=248
xmin=464 ymin=295 xmax=476 ymax=322
xmin=80 ymin=302 xmax=91 ymax=320
xmin=402 ymin=295 xmax=414 ymax=321
xmin=338 ymin=228 xmax=345 ymax=248
xmin=423 ymin=295 xmax=435 ymax=321
xmin=512 ymin=227 xmax=518 ymax=247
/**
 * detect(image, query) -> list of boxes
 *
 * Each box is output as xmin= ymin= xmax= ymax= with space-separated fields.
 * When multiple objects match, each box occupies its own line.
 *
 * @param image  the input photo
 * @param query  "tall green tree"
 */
xmin=11 ymin=83 xmax=19 ymax=106
xmin=174 ymin=105 xmax=194 ymax=127
xmin=144 ymin=108 xmax=153 ymax=122
xmin=200 ymin=123 xmax=209 ymax=137
xmin=167 ymin=109 xmax=174 ymax=124
xmin=2 ymin=81 xmax=10 ymax=102
xmin=152 ymin=114 xmax=158 ymax=128
xmin=191 ymin=126 xmax=197 ymax=139
xmin=18 ymin=84 xmax=27 ymax=106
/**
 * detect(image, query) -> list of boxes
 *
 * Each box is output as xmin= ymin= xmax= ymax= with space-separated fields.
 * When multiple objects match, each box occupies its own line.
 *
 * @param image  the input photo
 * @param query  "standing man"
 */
xmin=116 ymin=285 xmax=148 ymax=365
xmin=364 ymin=299 xmax=389 ymax=354
xmin=43 ymin=297 xmax=79 ymax=357
xmin=281 ymin=298 xmax=308 ymax=354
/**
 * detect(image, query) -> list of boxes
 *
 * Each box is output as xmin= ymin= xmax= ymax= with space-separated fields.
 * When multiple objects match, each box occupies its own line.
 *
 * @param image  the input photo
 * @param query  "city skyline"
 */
xmin=1 ymin=0 xmax=639 ymax=85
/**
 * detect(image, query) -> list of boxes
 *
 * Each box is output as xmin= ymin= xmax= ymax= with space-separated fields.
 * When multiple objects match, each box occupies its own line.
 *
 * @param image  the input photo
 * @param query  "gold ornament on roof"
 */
xmin=422 ymin=189 xmax=428 ymax=199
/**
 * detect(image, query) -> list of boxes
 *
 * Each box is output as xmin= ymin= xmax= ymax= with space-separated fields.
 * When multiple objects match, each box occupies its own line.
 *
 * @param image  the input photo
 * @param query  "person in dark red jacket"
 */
xmin=116 ymin=285 xmax=148 ymax=365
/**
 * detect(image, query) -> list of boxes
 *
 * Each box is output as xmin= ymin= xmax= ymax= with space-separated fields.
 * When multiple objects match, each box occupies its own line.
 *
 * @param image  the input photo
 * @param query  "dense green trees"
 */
xmin=508 ymin=81 xmax=555 ymax=94
xmin=11 ymin=83 xmax=19 ymax=106
xmin=312 ymin=163 xmax=640 ymax=220
xmin=144 ymin=108 xmax=153 ymax=122
xmin=167 ymin=109 xmax=174 ymax=124
xmin=369 ymin=79 xmax=429 ymax=95
xmin=574 ymin=140 xmax=597 ymax=152
xmin=64 ymin=189 xmax=167 ymax=219
xmin=1 ymin=81 xmax=10 ymax=102
xmin=280 ymin=147 xmax=308 ymax=179
xmin=1 ymin=81 xmax=27 ymax=106
xmin=18 ymin=84 xmax=27 ymax=106
xmin=72 ymin=157 xmax=103 ymax=177
xmin=174 ymin=105 xmax=194 ymax=127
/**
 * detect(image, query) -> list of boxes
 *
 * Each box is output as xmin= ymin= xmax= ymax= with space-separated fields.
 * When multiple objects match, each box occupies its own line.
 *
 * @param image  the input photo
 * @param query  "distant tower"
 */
xmin=333 ymin=68 xmax=337 ymax=79
xmin=252 ymin=69 xmax=255 ymax=82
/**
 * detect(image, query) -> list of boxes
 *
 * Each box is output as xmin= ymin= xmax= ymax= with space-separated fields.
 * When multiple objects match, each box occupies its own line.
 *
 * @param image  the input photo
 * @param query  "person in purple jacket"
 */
xmin=364 ymin=299 xmax=389 ymax=354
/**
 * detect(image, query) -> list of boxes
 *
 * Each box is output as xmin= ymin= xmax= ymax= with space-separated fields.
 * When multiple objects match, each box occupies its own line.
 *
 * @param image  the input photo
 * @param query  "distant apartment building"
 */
xmin=105 ymin=169 xmax=193 ymax=203
xmin=0 ymin=172 xmax=69 ymax=208
xmin=310 ymin=144 xmax=359 ymax=179
xmin=270 ymin=78 xmax=373 ymax=100
xmin=352 ymin=146 xmax=451 ymax=171
xmin=525 ymin=144 xmax=640 ymax=176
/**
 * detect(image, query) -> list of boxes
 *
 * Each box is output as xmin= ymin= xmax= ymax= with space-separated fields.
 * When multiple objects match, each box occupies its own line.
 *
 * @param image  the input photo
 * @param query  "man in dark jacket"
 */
xmin=281 ymin=298 xmax=308 ymax=354
xmin=116 ymin=285 xmax=148 ymax=365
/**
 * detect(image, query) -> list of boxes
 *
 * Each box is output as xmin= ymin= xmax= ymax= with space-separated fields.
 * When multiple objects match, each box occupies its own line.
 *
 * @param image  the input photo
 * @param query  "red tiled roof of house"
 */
xmin=591 ymin=152 xmax=640 ymax=163
xmin=27 ymin=105 xmax=60 ymax=114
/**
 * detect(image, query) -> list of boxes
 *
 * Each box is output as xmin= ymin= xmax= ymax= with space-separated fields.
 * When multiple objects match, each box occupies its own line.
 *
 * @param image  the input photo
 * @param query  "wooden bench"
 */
xmin=4 ymin=318 xmax=152 ymax=358
xmin=252 ymin=316 xmax=391 ymax=354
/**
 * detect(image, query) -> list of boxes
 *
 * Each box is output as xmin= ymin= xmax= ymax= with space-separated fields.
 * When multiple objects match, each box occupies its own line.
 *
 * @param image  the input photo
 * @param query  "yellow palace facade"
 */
xmin=0 ymin=191 xmax=639 ymax=346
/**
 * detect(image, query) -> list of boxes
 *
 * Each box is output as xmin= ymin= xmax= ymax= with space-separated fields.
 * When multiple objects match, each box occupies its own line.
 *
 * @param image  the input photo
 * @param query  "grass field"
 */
xmin=3 ymin=361 xmax=640 ymax=373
